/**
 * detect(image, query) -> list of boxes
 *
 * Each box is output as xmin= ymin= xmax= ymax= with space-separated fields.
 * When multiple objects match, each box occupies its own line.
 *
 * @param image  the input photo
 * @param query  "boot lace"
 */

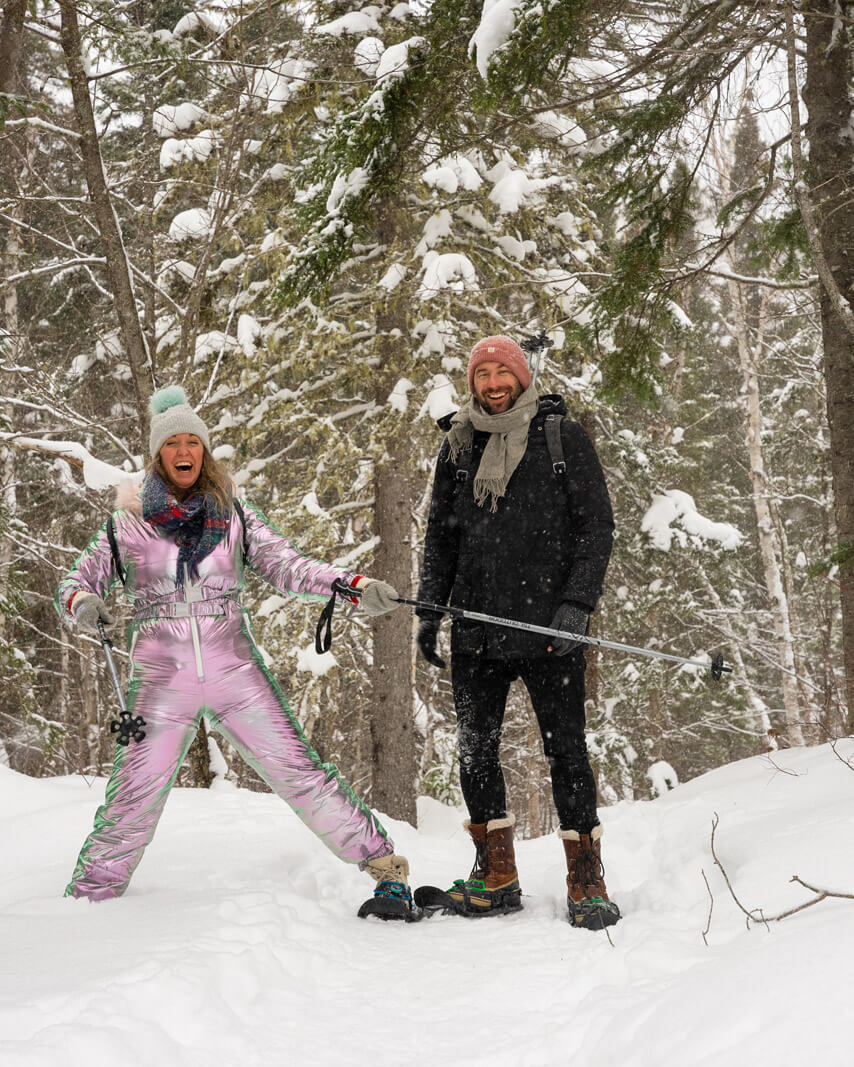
xmin=572 ymin=841 xmax=604 ymax=895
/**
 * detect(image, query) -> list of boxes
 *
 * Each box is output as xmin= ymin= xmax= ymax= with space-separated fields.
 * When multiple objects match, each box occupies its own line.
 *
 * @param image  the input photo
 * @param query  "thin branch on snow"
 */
xmin=710 ymin=813 xmax=854 ymax=929
xmin=701 ymin=868 xmax=714 ymax=945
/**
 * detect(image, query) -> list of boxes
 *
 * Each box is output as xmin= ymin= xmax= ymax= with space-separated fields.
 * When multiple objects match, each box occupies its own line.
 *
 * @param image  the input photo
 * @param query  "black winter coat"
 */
xmin=416 ymin=394 xmax=614 ymax=659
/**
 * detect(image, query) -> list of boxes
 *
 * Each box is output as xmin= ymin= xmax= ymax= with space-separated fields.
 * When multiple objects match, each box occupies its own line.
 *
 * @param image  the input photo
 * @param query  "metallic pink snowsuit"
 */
xmin=56 ymin=498 xmax=393 ymax=900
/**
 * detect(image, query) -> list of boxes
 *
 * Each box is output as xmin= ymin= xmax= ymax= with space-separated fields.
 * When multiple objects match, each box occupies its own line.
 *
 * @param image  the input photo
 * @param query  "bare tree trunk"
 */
xmin=0 ymin=1 xmax=25 ymax=82
xmin=186 ymin=721 xmax=214 ymax=788
xmin=797 ymin=1 xmax=854 ymax=731
xmin=368 ymin=206 xmax=417 ymax=821
xmin=370 ymin=428 xmax=417 ymax=822
xmin=525 ymin=711 xmax=541 ymax=836
xmin=58 ymin=1 xmax=152 ymax=450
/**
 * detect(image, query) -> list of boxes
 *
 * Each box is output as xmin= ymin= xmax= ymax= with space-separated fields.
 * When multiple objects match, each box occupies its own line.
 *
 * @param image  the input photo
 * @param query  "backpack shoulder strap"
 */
xmin=543 ymin=413 xmax=566 ymax=475
xmin=451 ymin=445 xmax=473 ymax=483
xmin=106 ymin=513 xmax=127 ymax=587
xmin=233 ymin=498 xmax=250 ymax=560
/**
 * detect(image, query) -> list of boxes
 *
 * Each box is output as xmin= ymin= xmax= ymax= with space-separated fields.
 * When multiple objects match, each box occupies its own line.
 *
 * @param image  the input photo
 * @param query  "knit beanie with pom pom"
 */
xmin=148 ymin=385 xmax=211 ymax=458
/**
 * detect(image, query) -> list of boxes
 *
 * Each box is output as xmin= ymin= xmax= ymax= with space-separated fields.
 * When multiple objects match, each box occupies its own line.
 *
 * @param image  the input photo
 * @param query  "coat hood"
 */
xmin=115 ymin=477 xmax=144 ymax=515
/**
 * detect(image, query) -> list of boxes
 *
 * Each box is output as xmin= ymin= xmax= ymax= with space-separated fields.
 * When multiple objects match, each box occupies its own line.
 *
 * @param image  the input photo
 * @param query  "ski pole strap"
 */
xmin=315 ymin=578 xmax=362 ymax=655
xmin=106 ymin=514 xmax=127 ymax=587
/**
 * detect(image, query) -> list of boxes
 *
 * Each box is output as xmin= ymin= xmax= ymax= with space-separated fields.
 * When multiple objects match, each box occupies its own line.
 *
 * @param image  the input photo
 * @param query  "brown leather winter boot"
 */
xmin=560 ymin=825 xmax=621 ymax=930
xmin=447 ymin=814 xmax=523 ymax=915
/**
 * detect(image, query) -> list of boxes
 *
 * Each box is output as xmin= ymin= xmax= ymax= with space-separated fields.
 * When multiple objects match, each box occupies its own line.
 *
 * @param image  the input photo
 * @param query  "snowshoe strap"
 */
xmin=373 ymin=879 xmax=412 ymax=904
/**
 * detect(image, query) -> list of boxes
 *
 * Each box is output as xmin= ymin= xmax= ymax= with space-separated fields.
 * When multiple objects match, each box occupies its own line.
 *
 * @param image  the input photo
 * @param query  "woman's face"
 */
xmin=159 ymin=433 xmax=204 ymax=491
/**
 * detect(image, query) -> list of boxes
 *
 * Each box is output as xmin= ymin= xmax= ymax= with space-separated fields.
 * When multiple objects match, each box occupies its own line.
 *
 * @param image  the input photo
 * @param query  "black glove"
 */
xmin=548 ymin=602 xmax=590 ymax=656
xmin=417 ymin=617 xmax=446 ymax=669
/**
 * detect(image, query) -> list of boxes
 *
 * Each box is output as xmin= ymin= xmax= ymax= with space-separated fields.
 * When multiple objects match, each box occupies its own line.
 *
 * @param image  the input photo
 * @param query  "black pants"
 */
xmin=451 ymin=652 xmax=598 ymax=833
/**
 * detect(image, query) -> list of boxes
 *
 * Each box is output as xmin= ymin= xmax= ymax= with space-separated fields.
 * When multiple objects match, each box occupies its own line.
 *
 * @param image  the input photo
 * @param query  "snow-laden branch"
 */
xmin=688 ymin=267 xmax=817 ymax=290
xmin=3 ymin=116 xmax=81 ymax=139
xmin=0 ymin=396 xmax=137 ymax=463
xmin=0 ymin=434 xmax=138 ymax=491
xmin=2 ymin=257 xmax=107 ymax=287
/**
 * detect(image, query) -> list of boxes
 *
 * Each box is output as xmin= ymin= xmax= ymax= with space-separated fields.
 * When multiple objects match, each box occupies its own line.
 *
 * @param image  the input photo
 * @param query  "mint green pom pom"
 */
xmin=149 ymin=385 xmax=188 ymax=416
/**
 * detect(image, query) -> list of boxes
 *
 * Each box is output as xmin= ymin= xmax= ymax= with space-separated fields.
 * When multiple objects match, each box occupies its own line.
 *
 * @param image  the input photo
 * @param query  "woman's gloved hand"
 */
xmin=416 ymin=617 xmax=446 ymax=669
xmin=547 ymin=601 xmax=590 ymax=655
xmin=73 ymin=592 xmax=116 ymax=636
xmin=355 ymin=577 xmax=401 ymax=616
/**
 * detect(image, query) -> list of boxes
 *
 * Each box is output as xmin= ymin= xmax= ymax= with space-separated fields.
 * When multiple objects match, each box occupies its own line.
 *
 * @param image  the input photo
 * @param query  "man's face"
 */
xmin=472 ymin=361 xmax=523 ymax=414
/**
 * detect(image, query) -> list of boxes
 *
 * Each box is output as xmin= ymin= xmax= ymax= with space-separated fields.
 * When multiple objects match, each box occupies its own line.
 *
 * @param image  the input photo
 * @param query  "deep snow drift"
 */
xmin=2 ymin=742 xmax=852 ymax=1066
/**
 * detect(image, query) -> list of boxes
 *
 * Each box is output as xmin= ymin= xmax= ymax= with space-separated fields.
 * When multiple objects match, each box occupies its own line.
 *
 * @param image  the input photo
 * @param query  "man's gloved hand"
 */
xmin=356 ymin=577 xmax=401 ymax=617
xmin=416 ymin=617 xmax=446 ymax=669
xmin=547 ymin=601 xmax=590 ymax=655
xmin=73 ymin=592 xmax=116 ymax=636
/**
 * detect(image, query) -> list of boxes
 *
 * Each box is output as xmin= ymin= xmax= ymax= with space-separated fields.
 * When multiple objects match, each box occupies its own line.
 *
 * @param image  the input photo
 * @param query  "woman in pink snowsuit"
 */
xmin=56 ymin=386 xmax=414 ymax=919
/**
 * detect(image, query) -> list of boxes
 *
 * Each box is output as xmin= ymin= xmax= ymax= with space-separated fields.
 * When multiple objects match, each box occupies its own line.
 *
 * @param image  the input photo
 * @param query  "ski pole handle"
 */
xmin=315 ymin=579 xmax=363 ymax=654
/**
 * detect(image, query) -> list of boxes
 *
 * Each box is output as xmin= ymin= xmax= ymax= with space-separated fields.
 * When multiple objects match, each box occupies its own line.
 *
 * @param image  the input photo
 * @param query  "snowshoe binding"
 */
xmin=357 ymin=879 xmax=421 ymax=922
xmin=415 ymin=879 xmax=522 ymax=917
xmin=567 ymin=894 xmax=621 ymax=930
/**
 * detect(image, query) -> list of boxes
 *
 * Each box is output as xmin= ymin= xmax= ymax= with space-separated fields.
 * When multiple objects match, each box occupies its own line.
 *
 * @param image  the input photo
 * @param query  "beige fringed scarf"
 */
xmin=446 ymin=384 xmax=539 ymax=512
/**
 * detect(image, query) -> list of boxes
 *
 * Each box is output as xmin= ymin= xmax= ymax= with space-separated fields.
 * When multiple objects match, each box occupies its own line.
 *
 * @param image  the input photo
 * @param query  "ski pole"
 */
xmin=394 ymin=597 xmax=732 ymax=681
xmin=520 ymin=330 xmax=554 ymax=391
xmin=97 ymin=619 xmax=146 ymax=745
xmin=315 ymin=582 xmax=731 ymax=680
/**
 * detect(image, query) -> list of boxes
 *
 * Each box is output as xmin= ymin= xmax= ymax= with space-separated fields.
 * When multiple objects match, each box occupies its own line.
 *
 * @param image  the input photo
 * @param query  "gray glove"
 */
xmin=73 ymin=592 xmax=116 ymax=636
xmin=358 ymin=578 xmax=401 ymax=617
xmin=548 ymin=602 xmax=589 ymax=655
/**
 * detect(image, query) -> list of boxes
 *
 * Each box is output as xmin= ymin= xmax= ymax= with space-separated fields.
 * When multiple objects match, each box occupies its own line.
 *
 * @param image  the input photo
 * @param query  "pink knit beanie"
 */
xmin=467 ymin=336 xmax=531 ymax=393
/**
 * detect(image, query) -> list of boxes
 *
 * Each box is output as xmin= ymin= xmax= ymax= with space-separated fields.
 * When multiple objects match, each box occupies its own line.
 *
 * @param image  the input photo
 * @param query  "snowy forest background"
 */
xmin=1 ymin=0 xmax=852 ymax=835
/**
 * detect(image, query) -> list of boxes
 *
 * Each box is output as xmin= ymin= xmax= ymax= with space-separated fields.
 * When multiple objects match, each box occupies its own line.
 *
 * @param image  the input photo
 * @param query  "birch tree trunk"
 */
xmin=726 ymin=279 xmax=805 ymax=744
xmin=0 ymin=0 xmax=27 ymax=646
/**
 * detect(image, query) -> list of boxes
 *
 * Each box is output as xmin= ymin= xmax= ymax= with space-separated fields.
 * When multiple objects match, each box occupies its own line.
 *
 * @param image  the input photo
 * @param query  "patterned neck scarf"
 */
xmin=141 ymin=471 xmax=231 ymax=585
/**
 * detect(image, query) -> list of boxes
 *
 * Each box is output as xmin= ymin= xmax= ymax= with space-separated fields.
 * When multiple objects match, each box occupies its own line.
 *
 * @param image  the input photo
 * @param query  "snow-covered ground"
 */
xmin=2 ymin=742 xmax=852 ymax=1066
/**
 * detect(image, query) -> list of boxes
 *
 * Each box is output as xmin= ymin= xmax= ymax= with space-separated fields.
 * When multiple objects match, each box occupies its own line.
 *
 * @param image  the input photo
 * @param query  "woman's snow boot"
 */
xmin=560 ymin=826 xmax=621 ymax=930
xmin=357 ymin=853 xmax=419 ymax=921
xmin=447 ymin=814 xmax=523 ymax=915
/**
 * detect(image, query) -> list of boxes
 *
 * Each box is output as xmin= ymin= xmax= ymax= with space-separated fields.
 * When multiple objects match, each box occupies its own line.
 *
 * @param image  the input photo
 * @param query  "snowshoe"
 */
xmin=415 ymin=879 xmax=523 ymax=917
xmin=357 ymin=879 xmax=421 ymax=922
xmin=567 ymin=895 xmax=621 ymax=930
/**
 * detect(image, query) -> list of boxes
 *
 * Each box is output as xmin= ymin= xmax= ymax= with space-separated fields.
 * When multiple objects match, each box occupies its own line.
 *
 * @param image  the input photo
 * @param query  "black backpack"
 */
xmin=447 ymin=411 xmax=567 ymax=484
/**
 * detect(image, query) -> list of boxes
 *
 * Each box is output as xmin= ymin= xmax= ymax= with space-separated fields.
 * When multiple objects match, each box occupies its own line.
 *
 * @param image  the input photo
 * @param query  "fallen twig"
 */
xmin=709 ymin=813 xmax=854 ymax=929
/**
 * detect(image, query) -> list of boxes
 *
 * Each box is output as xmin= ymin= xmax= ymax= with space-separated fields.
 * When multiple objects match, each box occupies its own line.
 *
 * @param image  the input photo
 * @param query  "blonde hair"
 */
xmin=152 ymin=448 xmax=234 ymax=511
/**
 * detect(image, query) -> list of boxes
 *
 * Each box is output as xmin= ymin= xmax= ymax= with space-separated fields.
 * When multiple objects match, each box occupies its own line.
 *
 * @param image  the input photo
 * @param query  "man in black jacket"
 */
xmin=416 ymin=335 xmax=619 ymax=929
